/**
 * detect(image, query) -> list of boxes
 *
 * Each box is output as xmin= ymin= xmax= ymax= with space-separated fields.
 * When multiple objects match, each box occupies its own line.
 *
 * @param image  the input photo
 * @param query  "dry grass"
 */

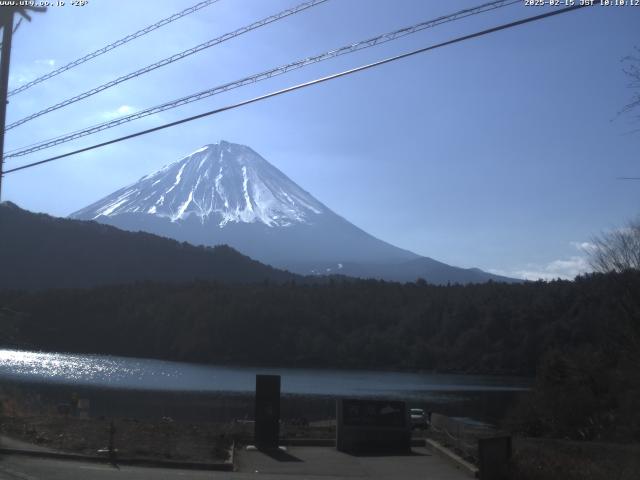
xmin=0 ymin=415 xmax=233 ymax=462
xmin=508 ymin=438 xmax=640 ymax=480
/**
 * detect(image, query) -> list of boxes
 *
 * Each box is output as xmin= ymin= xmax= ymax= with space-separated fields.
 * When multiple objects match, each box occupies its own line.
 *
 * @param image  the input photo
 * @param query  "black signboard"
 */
xmin=342 ymin=399 xmax=406 ymax=428
xmin=254 ymin=374 xmax=281 ymax=449
xmin=479 ymin=436 xmax=512 ymax=480
xmin=336 ymin=398 xmax=410 ymax=453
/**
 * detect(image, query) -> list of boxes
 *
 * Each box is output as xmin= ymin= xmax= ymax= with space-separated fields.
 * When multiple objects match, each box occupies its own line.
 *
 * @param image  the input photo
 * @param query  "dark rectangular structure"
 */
xmin=478 ymin=436 xmax=512 ymax=480
xmin=336 ymin=398 xmax=411 ymax=453
xmin=254 ymin=374 xmax=281 ymax=449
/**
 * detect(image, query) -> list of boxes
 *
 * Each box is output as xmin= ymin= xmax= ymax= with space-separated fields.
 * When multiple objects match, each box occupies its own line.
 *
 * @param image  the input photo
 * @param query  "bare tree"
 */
xmin=620 ymin=46 xmax=640 ymax=123
xmin=589 ymin=217 xmax=640 ymax=273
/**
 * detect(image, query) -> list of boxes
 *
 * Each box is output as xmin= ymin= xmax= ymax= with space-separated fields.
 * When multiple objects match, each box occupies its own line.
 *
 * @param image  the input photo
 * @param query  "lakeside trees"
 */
xmin=1 ymin=271 xmax=637 ymax=376
xmin=2 ymin=270 xmax=638 ymax=440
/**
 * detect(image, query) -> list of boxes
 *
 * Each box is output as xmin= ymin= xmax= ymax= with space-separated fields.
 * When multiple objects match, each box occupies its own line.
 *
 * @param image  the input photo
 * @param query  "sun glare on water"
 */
xmin=0 ymin=349 xmax=146 ymax=385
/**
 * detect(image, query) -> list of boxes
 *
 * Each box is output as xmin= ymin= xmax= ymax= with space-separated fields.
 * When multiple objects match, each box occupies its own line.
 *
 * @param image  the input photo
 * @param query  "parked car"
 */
xmin=410 ymin=408 xmax=429 ymax=429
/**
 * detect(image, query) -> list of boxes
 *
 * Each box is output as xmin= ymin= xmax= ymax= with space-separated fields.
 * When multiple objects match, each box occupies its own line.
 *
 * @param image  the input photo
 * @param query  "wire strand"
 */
xmin=4 ymin=0 xmax=519 ymax=158
xmin=5 ymin=0 xmax=329 ymax=131
xmin=7 ymin=0 xmax=222 ymax=97
xmin=3 ymin=3 xmax=591 ymax=176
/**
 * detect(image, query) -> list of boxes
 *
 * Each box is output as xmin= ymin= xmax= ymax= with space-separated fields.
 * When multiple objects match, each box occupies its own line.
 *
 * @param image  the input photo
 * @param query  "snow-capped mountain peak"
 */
xmin=69 ymin=140 xmax=519 ymax=284
xmin=72 ymin=141 xmax=325 ymax=228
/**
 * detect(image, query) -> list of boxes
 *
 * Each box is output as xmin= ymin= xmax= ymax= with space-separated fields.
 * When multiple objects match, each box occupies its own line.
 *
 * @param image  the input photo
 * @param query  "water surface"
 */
xmin=0 ymin=349 xmax=529 ymax=400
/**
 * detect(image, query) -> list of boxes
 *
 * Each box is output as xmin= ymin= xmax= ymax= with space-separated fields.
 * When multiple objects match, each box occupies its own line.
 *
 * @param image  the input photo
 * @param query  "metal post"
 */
xmin=0 ymin=10 xmax=14 ymax=201
xmin=108 ymin=420 xmax=116 ymax=464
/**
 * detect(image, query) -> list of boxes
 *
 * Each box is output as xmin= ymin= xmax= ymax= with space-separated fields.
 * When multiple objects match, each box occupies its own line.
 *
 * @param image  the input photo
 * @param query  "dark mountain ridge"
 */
xmin=0 ymin=201 xmax=298 ymax=290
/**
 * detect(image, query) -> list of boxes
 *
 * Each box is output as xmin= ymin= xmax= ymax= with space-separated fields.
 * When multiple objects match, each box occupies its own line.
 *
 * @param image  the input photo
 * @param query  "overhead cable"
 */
xmin=8 ymin=0 xmax=222 ymax=97
xmin=3 ymin=3 xmax=591 ymax=175
xmin=5 ymin=0 xmax=518 ymax=157
xmin=7 ymin=0 xmax=329 ymax=130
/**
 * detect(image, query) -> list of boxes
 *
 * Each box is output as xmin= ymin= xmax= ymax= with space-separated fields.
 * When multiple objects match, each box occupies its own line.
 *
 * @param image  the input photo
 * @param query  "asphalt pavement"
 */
xmin=0 ymin=455 xmax=218 ymax=480
xmin=0 ymin=446 xmax=470 ymax=479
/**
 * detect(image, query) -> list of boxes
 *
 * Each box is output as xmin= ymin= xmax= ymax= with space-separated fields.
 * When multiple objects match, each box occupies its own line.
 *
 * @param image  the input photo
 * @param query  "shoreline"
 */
xmin=0 ymin=346 xmax=535 ymax=379
xmin=0 ymin=378 xmax=525 ymax=426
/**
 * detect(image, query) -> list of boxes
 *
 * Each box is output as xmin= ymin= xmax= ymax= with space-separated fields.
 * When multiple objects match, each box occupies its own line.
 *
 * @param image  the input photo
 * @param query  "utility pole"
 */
xmin=0 ymin=8 xmax=14 ymax=202
xmin=0 ymin=6 xmax=45 ymax=201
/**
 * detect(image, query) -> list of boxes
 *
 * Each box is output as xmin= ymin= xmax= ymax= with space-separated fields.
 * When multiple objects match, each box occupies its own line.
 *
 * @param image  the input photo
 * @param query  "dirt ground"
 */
xmin=0 ymin=414 xmax=234 ymax=462
xmin=0 ymin=413 xmax=349 ymax=462
xmin=0 ymin=382 xmax=341 ymax=462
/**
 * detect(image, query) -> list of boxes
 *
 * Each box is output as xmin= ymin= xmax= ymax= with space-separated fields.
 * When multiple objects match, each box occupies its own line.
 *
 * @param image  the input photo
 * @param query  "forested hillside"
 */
xmin=0 ymin=202 xmax=298 ymax=289
xmin=1 ymin=271 xmax=637 ymax=376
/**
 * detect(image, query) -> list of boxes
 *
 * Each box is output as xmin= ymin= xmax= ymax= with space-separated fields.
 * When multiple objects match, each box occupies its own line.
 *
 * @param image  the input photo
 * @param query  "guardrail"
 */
xmin=429 ymin=413 xmax=487 ymax=464
xmin=427 ymin=413 xmax=512 ymax=479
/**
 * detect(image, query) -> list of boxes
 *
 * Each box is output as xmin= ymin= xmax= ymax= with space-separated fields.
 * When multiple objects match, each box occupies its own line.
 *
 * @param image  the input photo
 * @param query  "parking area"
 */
xmin=236 ymin=445 xmax=471 ymax=479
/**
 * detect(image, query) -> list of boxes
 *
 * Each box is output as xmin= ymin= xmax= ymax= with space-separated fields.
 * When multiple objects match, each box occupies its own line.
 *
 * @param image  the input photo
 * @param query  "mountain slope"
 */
xmin=0 ymin=201 xmax=299 ymax=290
xmin=72 ymin=142 xmax=326 ymax=228
xmin=70 ymin=141 xmax=519 ymax=284
xmin=71 ymin=141 xmax=419 ymax=267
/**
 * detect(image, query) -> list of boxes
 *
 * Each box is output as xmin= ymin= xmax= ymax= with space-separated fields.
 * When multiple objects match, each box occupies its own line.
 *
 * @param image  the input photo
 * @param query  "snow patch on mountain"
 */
xmin=71 ymin=141 xmax=325 ymax=228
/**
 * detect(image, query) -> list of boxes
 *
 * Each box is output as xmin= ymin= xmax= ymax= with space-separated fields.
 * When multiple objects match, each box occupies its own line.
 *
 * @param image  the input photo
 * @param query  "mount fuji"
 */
xmin=70 ymin=141 xmax=517 ymax=284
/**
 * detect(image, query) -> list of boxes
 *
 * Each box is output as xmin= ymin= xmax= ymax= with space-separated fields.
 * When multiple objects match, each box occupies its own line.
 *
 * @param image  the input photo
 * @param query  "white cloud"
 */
xmin=490 ymin=241 xmax=593 ymax=281
xmin=9 ymin=59 xmax=57 ymax=85
xmin=101 ymin=105 xmax=136 ymax=120
xmin=570 ymin=241 xmax=597 ymax=254
xmin=34 ymin=59 xmax=56 ymax=67
xmin=545 ymin=255 xmax=590 ymax=277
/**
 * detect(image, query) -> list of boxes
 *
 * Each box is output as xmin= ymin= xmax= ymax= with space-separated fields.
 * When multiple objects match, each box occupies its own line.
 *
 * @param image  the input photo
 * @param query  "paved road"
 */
xmin=0 ymin=446 xmax=470 ymax=479
xmin=0 ymin=456 xmax=218 ymax=480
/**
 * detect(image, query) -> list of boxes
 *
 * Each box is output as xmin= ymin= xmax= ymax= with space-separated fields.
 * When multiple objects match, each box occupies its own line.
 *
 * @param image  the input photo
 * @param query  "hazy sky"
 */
xmin=2 ymin=0 xmax=639 ymax=280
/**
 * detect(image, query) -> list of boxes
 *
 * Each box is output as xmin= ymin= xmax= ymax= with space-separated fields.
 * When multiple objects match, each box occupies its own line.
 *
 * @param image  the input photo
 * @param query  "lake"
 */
xmin=0 ymin=349 xmax=530 ymax=422
xmin=0 ymin=349 xmax=528 ymax=396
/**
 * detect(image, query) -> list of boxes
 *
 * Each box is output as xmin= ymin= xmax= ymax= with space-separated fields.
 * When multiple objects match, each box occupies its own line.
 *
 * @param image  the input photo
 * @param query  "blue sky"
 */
xmin=2 ymin=0 xmax=639 ymax=280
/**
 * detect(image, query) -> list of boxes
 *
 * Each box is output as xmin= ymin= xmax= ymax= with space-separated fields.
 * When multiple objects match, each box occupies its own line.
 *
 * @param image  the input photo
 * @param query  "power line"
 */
xmin=0 ymin=5 xmax=46 ymax=201
xmin=5 ymin=121 xmax=102 ymax=156
xmin=3 ymin=3 xmax=591 ymax=176
xmin=5 ymin=0 xmax=329 ymax=131
xmin=5 ymin=0 xmax=519 ymax=159
xmin=7 ymin=0 xmax=221 ymax=98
